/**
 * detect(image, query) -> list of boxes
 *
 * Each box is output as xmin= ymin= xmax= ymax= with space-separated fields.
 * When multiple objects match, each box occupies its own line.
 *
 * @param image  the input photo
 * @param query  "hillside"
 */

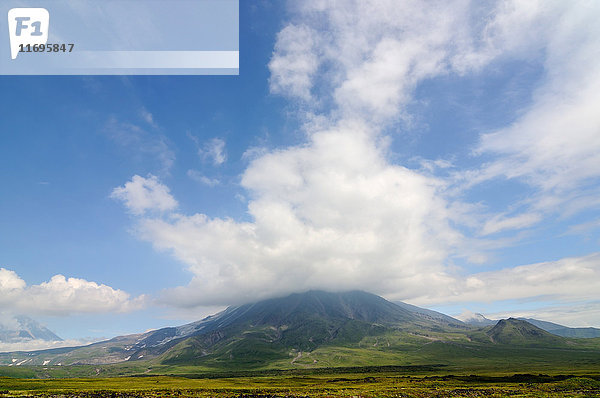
xmin=475 ymin=318 xmax=567 ymax=347
xmin=394 ymin=301 xmax=465 ymax=327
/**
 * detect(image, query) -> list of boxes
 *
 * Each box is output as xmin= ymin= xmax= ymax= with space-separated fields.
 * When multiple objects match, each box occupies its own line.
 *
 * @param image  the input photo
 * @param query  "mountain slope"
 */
xmin=484 ymin=318 xmax=566 ymax=346
xmin=394 ymin=301 xmax=465 ymax=326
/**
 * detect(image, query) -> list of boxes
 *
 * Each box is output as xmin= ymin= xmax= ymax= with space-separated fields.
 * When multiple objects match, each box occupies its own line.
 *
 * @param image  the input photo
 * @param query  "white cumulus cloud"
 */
xmin=111 ymin=174 xmax=178 ymax=216
xmin=0 ymin=268 xmax=145 ymax=316
xmin=124 ymin=121 xmax=462 ymax=306
xmin=0 ymin=268 xmax=26 ymax=291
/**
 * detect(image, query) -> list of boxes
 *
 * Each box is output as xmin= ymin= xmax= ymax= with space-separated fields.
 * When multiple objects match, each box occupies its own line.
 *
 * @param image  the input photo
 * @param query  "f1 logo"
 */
xmin=8 ymin=8 xmax=49 ymax=60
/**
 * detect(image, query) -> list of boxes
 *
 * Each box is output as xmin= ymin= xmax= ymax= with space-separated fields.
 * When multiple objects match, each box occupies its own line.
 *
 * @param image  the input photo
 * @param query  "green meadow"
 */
xmin=1 ymin=371 xmax=600 ymax=397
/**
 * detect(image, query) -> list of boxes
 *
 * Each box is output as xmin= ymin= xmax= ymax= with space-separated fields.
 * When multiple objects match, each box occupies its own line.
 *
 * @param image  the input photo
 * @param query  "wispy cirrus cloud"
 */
xmin=187 ymin=133 xmax=228 ymax=166
xmin=104 ymin=112 xmax=175 ymax=174
xmin=467 ymin=2 xmax=600 ymax=219
xmin=200 ymin=138 xmax=227 ymax=166
xmin=139 ymin=107 xmax=158 ymax=128
xmin=480 ymin=212 xmax=542 ymax=236
xmin=187 ymin=169 xmax=220 ymax=187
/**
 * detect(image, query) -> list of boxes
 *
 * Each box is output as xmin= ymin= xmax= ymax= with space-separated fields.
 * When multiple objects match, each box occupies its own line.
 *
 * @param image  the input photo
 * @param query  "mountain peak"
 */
xmin=224 ymin=289 xmax=419 ymax=326
xmin=457 ymin=310 xmax=496 ymax=325
xmin=486 ymin=318 xmax=564 ymax=346
xmin=0 ymin=315 xmax=62 ymax=343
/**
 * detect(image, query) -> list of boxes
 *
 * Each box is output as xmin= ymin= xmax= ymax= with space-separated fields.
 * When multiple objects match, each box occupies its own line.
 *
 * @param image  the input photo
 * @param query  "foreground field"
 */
xmin=1 ymin=372 xmax=600 ymax=397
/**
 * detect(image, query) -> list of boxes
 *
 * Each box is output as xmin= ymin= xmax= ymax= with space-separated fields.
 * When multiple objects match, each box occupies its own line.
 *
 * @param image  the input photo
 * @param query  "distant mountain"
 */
xmin=0 ymin=315 xmax=62 ymax=343
xmin=518 ymin=318 xmax=600 ymax=338
xmin=457 ymin=311 xmax=496 ymax=326
xmin=459 ymin=311 xmax=600 ymax=338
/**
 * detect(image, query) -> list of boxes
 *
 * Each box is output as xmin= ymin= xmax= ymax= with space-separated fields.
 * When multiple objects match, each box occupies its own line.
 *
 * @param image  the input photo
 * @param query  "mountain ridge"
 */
xmin=517 ymin=318 xmax=600 ymax=338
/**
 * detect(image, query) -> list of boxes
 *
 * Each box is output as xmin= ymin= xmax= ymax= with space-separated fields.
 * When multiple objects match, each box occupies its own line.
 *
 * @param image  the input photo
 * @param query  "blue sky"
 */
xmin=1 ymin=1 xmax=600 ymax=350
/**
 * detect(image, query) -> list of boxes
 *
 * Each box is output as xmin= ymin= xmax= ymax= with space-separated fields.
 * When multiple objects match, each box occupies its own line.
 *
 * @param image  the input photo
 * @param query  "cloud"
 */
xmin=0 ymin=268 xmax=26 ymax=291
xmin=125 ymin=121 xmax=462 ymax=306
xmin=471 ymin=2 xmax=600 ymax=216
xmin=481 ymin=212 xmax=542 ymax=236
xmin=199 ymin=138 xmax=227 ymax=166
xmin=241 ymin=146 xmax=268 ymax=162
xmin=414 ymin=253 xmax=600 ymax=308
xmin=111 ymin=174 xmax=178 ymax=216
xmin=268 ymin=0 xmax=543 ymax=123
xmin=271 ymin=0 xmax=600 ymax=220
xmin=105 ymin=117 xmax=175 ymax=174
xmin=0 ymin=268 xmax=145 ymax=316
xmin=268 ymin=24 xmax=320 ymax=101
xmin=187 ymin=169 xmax=220 ymax=187
xmin=0 ymin=314 xmax=20 ymax=331
xmin=139 ymin=107 xmax=158 ymax=128
xmin=563 ymin=219 xmax=600 ymax=237
xmin=112 ymin=0 xmax=600 ymax=321
xmin=0 ymin=339 xmax=98 ymax=353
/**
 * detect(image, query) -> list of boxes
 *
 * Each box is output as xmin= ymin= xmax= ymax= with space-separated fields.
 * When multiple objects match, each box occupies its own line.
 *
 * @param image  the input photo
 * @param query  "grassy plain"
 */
xmin=1 ymin=371 xmax=600 ymax=397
